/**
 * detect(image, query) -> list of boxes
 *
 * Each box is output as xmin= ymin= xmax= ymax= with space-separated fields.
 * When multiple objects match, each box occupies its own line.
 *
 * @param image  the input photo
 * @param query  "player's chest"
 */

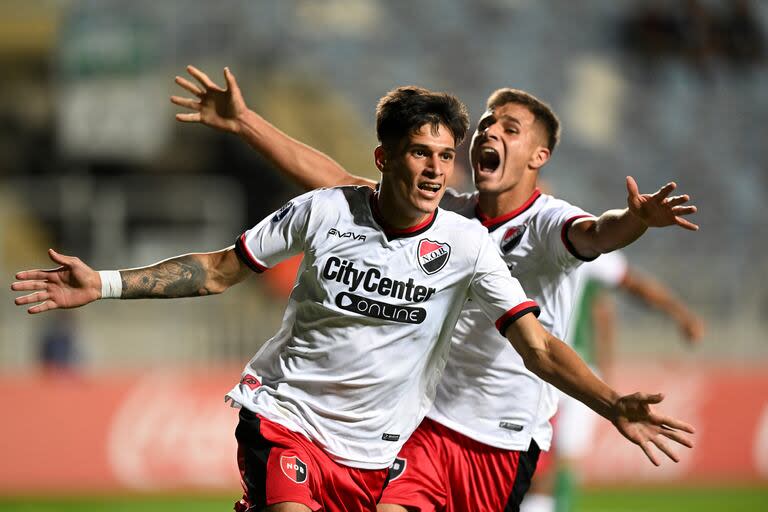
xmin=487 ymin=220 xmax=541 ymax=276
xmin=309 ymin=226 xmax=468 ymax=304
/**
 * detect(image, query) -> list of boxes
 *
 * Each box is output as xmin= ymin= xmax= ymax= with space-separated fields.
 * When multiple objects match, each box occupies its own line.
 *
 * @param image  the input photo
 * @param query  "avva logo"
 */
xmin=417 ymin=239 xmax=451 ymax=275
xmin=271 ymin=202 xmax=293 ymax=223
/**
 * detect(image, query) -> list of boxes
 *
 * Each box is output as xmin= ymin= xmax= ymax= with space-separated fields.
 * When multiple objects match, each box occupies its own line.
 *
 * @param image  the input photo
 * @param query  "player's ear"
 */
xmin=374 ymin=145 xmax=387 ymax=173
xmin=529 ymin=145 xmax=550 ymax=171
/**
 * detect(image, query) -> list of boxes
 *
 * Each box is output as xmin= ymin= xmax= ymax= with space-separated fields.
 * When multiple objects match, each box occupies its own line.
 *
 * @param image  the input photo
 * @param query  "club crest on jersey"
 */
xmin=388 ymin=457 xmax=407 ymax=481
xmin=280 ymin=455 xmax=308 ymax=484
xmin=501 ymin=225 xmax=526 ymax=253
xmin=417 ymin=239 xmax=451 ymax=275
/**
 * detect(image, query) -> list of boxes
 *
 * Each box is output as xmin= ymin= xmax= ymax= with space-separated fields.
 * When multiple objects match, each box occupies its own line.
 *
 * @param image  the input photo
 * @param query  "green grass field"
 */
xmin=0 ymin=486 xmax=765 ymax=511
xmin=577 ymin=486 xmax=767 ymax=512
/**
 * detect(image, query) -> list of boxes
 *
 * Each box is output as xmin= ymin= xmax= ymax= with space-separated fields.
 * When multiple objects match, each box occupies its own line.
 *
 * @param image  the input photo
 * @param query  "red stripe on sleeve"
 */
xmin=495 ymin=300 xmax=540 ymax=333
xmin=237 ymin=233 xmax=269 ymax=273
xmin=560 ymin=215 xmax=599 ymax=262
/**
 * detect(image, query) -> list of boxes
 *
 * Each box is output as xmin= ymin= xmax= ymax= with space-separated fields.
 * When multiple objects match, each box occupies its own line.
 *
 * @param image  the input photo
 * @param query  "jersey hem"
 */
xmin=227 ymin=393 xmax=398 ymax=471
xmin=424 ymin=412 xmax=536 ymax=451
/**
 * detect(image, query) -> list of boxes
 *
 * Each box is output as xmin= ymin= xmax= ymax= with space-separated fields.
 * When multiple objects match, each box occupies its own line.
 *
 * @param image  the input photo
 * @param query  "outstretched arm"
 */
xmin=11 ymin=247 xmax=251 ymax=314
xmin=567 ymin=176 xmax=699 ymax=260
xmin=505 ymin=314 xmax=694 ymax=465
xmin=171 ymin=65 xmax=375 ymax=191
xmin=620 ymin=268 xmax=705 ymax=343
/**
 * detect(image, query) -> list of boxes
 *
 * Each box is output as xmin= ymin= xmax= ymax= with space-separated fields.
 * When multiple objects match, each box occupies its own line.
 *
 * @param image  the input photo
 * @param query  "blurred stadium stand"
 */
xmin=2 ymin=0 xmax=766 ymax=368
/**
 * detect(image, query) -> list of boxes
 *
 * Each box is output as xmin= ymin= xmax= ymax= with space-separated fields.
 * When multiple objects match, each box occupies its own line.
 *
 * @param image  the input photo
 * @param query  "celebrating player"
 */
xmin=170 ymin=66 xmax=700 ymax=512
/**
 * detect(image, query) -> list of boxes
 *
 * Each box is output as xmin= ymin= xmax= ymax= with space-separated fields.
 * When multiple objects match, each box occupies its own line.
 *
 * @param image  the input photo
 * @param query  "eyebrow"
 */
xmin=478 ymin=112 xmax=521 ymax=127
xmin=409 ymin=143 xmax=456 ymax=154
xmin=496 ymin=115 xmax=521 ymax=125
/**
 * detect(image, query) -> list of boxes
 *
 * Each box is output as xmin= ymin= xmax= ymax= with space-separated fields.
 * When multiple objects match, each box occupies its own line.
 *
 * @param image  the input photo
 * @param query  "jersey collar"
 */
xmin=369 ymin=192 xmax=438 ymax=241
xmin=475 ymin=188 xmax=542 ymax=232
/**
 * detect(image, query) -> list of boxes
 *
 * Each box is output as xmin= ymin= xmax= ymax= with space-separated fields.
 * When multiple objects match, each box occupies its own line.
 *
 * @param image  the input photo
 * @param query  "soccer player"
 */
xmin=169 ymin=66 xmax=700 ymax=512
xmin=522 ymin=250 xmax=705 ymax=512
xmin=13 ymin=83 xmax=691 ymax=512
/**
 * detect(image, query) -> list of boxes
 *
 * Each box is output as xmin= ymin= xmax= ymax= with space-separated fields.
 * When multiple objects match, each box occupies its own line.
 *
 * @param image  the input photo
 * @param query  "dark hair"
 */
xmin=376 ymin=86 xmax=469 ymax=151
xmin=486 ymin=88 xmax=560 ymax=152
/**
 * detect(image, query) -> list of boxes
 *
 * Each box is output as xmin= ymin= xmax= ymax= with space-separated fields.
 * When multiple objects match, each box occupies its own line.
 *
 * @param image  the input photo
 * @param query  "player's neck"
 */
xmin=373 ymin=189 xmax=433 ymax=231
xmin=477 ymin=180 xmax=539 ymax=220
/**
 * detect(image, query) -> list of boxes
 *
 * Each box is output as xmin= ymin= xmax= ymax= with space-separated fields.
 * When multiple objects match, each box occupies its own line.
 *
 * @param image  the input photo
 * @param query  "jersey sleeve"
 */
xmin=469 ymin=233 xmax=540 ymax=336
xmin=234 ymin=191 xmax=316 ymax=273
xmin=535 ymin=201 xmax=598 ymax=269
xmin=583 ymin=250 xmax=628 ymax=288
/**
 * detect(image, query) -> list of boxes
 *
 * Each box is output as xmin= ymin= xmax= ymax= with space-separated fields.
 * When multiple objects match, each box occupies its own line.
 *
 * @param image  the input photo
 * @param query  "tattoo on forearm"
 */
xmin=120 ymin=256 xmax=212 ymax=299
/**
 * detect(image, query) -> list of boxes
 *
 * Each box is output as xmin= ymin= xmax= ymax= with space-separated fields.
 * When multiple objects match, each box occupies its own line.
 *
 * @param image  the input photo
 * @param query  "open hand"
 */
xmin=626 ymin=176 xmax=699 ymax=231
xmin=171 ymin=65 xmax=247 ymax=134
xmin=612 ymin=391 xmax=695 ymax=466
xmin=11 ymin=249 xmax=101 ymax=314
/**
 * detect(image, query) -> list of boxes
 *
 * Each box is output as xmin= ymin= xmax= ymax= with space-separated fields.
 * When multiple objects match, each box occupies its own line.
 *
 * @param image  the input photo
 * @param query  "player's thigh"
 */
xmin=446 ymin=441 xmax=539 ymax=512
xmin=379 ymin=419 xmax=448 ymax=511
xmin=235 ymin=411 xmax=321 ymax=511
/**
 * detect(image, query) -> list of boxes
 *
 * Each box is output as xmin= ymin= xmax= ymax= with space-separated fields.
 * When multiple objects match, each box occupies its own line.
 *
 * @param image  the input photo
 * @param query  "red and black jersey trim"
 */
xmin=495 ymin=300 xmax=540 ymax=336
xmin=370 ymin=193 xmax=438 ymax=241
xmin=235 ymin=233 xmax=268 ymax=273
xmin=475 ymin=189 xmax=542 ymax=232
xmin=560 ymin=215 xmax=599 ymax=262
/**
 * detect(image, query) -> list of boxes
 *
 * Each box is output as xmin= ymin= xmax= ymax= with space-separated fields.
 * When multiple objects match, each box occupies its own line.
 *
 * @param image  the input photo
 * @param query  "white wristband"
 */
xmin=98 ymin=270 xmax=123 ymax=299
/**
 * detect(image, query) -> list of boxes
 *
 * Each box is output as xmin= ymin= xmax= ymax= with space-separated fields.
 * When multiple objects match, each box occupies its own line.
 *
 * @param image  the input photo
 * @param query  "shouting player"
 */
xmin=170 ymin=66 xmax=700 ymax=511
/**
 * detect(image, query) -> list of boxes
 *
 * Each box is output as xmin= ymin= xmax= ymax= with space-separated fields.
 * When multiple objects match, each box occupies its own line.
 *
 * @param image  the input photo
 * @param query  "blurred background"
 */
xmin=0 ymin=0 xmax=766 ymax=510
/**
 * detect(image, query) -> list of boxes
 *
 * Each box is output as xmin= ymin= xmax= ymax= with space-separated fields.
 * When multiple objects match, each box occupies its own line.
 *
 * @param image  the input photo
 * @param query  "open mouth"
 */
xmin=418 ymin=182 xmax=442 ymax=193
xmin=477 ymin=147 xmax=501 ymax=172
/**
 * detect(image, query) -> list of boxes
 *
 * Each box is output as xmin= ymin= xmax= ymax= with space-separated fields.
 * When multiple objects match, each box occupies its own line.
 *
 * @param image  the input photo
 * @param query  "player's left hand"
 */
xmin=611 ymin=391 xmax=695 ymax=466
xmin=626 ymin=176 xmax=699 ymax=231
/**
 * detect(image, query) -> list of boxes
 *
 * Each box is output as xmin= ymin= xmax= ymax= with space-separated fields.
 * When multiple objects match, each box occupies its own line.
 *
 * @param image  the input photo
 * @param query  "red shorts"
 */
xmin=234 ymin=409 xmax=389 ymax=512
xmin=380 ymin=417 xmax=540 ymax=512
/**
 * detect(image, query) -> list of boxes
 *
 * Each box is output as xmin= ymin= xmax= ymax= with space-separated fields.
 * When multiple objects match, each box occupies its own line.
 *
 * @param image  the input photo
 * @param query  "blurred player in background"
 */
xmin=522 ymin=250 xmax=705 ymax=512
xmin=12 ymin=81 xmax=695 ymax=512
xmin=171 ymin=66 xmax=700 ymax=511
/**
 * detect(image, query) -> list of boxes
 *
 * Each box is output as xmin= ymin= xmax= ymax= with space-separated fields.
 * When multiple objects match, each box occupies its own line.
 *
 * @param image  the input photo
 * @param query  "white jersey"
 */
xmin=427 ymin=188 xmax=595 ymax=451
xmin=226 ymin=186 xmax=538 ymax=469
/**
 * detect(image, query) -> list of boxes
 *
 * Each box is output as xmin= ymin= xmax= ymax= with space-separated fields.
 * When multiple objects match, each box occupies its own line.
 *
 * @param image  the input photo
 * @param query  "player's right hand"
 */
xmin=11 ymin=249 xmax=101 ymax=314
xmin=171 ymin=65 xmax=247 ymax=134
